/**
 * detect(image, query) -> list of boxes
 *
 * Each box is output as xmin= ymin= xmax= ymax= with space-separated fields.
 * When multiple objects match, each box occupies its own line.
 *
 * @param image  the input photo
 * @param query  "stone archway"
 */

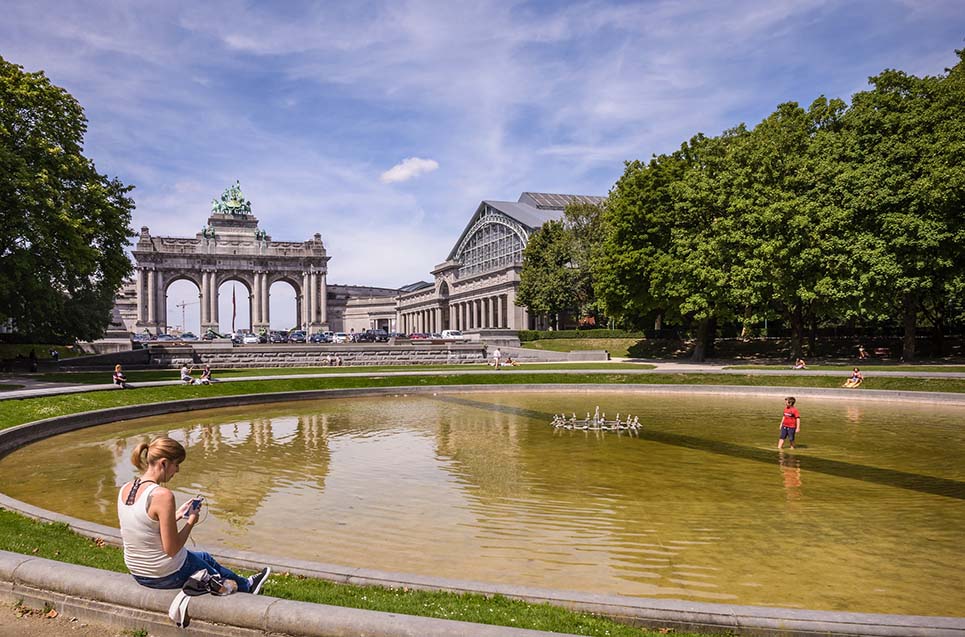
xmin=132 ymin=182 xmax=330 ymax=335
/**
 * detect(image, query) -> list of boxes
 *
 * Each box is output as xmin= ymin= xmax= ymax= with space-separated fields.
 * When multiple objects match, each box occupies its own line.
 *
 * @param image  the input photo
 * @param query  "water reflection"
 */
xmin=0 ymin=393 xmax=963 ymax=616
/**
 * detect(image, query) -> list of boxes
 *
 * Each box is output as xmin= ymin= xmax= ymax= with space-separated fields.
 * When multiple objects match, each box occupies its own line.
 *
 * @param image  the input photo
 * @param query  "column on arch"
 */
xmin=199 ymin=272 xmax=209 ymax=326
xmin=147 ymin=269 xmax=156 ymax=325
xmin=319 ymin=272 xmax=328 ymax=328
xmin=302 ymin=271 xmax=312 ymax=329
xmin=261 ymin=273 xmax=270 ymax=328
xmin=252 ymin=272 xmax=262 ymax=327
xmin=209 ymin=272 xmax=219 ymax=328
xmin=136 ymin=267 xmax=145 ymax=324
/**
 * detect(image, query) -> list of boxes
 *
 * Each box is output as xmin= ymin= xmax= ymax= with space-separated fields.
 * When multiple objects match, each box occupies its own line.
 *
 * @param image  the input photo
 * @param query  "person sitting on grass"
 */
xmin=792 ymin=358 xmax=807 ymax=370
xmin=843 ymin=367 xmax=863 ymax=388
xmin=180 ymin=364 xmax=195 ymax=385
xmin=118 ymin=437 xmax=270 ymax=595
xmin=113 ymin=364 xmax=131 ymax=389
xmin=199 ymin=364 xmax=213 ymax=385
xmin=504 ymin=356 xmax=519 ymax=367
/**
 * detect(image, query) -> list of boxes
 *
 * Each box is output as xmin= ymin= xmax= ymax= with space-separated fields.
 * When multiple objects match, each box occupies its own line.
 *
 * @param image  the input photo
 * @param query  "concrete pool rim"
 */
xmin=1 ymin=383 xmax=963 ymax=637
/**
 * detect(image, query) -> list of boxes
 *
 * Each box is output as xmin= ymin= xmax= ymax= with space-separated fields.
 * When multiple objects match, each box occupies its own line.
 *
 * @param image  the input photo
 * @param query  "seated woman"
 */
xmin=504 ymin=356 xmax=520 ymax=367
xmin=198 ymin=364 xmax=213 ymax=385
xmin=792 ymin=358 xmax=807 ymax=370
xmin=113 ymin=364 xmax=131 ymax=389
xmin=117 ymin=437 xmax=270 ymax=594
xmin=843 ymin=367 xmax=863 ymax=388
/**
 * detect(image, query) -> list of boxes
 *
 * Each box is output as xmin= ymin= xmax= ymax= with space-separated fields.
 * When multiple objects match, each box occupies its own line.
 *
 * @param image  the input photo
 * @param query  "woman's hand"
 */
xmin=175 ymin=500 xmax=193 ymax=519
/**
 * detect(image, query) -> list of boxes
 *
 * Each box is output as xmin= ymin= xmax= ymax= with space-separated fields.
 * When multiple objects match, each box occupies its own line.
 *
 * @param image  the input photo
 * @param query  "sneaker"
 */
xmin=247 ymin=566 xmax=271 ymax=595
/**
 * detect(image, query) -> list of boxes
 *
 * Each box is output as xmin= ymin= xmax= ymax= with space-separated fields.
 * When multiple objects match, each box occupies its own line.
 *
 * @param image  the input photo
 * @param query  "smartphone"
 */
xmin=182 ymin=496 xmax=204 ymax=519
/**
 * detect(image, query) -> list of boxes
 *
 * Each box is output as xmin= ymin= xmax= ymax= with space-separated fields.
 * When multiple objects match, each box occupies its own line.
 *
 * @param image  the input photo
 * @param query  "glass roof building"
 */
xmin=397 ymin=192 xmax=604 ymax=337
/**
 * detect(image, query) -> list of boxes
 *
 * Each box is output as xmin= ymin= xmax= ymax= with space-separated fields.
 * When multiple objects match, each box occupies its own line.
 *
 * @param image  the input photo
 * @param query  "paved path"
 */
xmin=0 ymin=602 xmax=120 ymax=637
xmin=1 ymin=361 xmax=963 ymax=402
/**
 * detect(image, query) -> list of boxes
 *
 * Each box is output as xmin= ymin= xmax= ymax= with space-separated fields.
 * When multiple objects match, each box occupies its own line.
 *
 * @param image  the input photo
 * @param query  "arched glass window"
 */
xmin=455 ymin=209 xmax=526 ymax=278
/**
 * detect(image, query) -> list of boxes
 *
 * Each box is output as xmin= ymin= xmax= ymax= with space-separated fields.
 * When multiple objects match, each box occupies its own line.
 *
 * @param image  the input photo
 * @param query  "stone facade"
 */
xmin=396 ymin=192 xmax=603 ymax=338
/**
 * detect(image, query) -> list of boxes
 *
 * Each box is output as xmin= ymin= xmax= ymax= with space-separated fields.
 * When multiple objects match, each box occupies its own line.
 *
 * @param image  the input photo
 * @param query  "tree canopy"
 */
xmin=0 ymin=56 xmax=134 ymax=341
xmin=557 ymin=49 xmax=965 ymax=360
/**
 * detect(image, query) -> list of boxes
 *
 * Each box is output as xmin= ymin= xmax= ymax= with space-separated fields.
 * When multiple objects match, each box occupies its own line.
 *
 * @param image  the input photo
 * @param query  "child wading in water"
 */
xmin=778 ymin=397 xmax=801 ymax=450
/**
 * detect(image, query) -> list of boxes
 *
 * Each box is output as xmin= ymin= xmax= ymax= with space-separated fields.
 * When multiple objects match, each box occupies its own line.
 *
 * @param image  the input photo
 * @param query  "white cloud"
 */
xmin=380 ymin=157 xmax=440 ymax=184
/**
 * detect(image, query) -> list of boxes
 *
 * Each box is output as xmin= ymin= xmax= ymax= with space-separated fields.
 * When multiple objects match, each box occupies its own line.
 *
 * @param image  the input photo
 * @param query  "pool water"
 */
xmin=1 ymin=391 xmax=962 ymax=616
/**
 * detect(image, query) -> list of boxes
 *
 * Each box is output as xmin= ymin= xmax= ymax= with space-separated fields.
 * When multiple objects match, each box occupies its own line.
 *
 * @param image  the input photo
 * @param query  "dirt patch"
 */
xmin=0 ymin=601 xmax=137 ymax=637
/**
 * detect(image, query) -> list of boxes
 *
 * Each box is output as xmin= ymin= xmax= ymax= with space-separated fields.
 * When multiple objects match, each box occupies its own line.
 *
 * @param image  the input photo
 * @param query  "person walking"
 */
xmin=117 ymin=437 xmax=270 ymax=594
xmin=778 ymin=397 xmax=801 ymax=450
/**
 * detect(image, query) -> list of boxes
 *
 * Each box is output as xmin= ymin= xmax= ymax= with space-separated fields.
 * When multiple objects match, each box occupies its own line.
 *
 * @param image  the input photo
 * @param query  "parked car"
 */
xmin=441 ymin=330 xmax=463 ymax=340
xmin=156 ymin=333 xmax=177 ymax=342
xmin=408 ymin=332 xmax=429 ymax=340
xmin=180 ymin=332 xmax=198 ymax=341
xmin=309 ymin=332 xmax=330 ymax=344
xmin=365 ymin=329 xmax=390 ymax=342
xmin=332 ymin=332 xmax=349 ymax=343
xmin=268 ymin=331 xmax=288 ymax=343
xmin=288 ymin=330 xmax=307 ymax=343
xmin=242 ymin=333 xmax=262 ymax=345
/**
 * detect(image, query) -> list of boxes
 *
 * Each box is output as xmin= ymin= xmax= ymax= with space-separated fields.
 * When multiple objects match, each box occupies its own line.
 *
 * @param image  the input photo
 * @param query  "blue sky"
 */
xmin=2 ymin=1 xmax=963 ymax=332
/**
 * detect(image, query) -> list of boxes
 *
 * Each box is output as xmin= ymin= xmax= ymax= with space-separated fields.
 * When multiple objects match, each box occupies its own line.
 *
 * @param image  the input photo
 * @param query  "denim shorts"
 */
xmin=132 ymin=550 xmax=249 ymax=592
xmin=780 ymin=426 xmax=796 ymax=441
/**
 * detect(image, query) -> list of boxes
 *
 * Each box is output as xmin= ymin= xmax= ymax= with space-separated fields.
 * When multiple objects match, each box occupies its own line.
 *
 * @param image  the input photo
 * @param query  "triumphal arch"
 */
xmin=132 ymin=182 xmax=329 ymax=335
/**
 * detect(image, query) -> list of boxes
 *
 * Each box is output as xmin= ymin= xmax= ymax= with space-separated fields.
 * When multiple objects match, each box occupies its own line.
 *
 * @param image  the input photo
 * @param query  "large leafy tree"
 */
xmin=0 ymin=57 xmax=134 ymax=341
xmin=723 ymin=98 xmax=852 ymax=358
xmin=517 ymin=220 xmax=577 ymax=328
xmin=838 ymin=52 xmax=965 ymax=360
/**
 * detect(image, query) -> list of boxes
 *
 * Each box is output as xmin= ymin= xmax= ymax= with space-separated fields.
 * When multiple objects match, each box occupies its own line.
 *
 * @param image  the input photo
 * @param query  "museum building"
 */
xmin=393 ymin=192 xmax=605 ymax=336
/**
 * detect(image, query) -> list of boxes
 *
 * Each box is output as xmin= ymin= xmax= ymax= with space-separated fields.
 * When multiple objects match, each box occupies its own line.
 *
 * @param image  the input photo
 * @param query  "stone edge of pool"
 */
xmin=0 ymin=384 xmax=963 ymax=637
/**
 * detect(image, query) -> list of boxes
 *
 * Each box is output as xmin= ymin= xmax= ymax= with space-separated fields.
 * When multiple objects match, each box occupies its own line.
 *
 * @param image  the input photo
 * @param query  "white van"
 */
xmin=441 ymin=330 xmax=463 ymax=340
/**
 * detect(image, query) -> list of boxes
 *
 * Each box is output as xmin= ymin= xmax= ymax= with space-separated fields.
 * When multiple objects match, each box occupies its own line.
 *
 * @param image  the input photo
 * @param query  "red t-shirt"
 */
xmin=782 ymin=406 xmax=800 ymax=428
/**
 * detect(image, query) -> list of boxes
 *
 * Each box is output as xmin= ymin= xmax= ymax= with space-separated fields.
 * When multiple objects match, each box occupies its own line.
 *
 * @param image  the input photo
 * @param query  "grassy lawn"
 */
xmin=1 ymin=369 xmax=962 ymax=635
xmin=0 ymin=509 xmax=698 ymax=636
xmin=2 ymin=372 xmax=963 ymax=431
xmin=523 ymin=338 xmax=641 ymax=358
xmin=21 ymin=362 xmax=652 ymax=385
xmin=727 ymin=364 xmax=965 ymax=372
xmin=0 ymin=344 xmax=80 ymax=360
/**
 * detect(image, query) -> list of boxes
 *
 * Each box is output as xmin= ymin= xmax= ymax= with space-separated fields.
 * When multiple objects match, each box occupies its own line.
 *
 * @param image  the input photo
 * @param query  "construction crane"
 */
xmin=174 ymin=300 xmax=200 ymax=334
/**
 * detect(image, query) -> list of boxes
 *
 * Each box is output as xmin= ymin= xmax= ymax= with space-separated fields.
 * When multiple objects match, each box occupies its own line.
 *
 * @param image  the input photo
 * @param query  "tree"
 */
xmin=0 ymin=57 xmax=134 ymax=341
xmin=722 ymin=98 xmax=853 ymax=358
xmin=517 ymin=220 xmax=577 ymax=328
xmin=837 ymin=52 xmax=965 ymax=360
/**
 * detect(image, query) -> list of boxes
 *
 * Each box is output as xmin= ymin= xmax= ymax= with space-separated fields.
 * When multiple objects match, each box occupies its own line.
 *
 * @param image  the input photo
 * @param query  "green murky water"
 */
xmin=1 ymin=391 xmax=962 ymax=616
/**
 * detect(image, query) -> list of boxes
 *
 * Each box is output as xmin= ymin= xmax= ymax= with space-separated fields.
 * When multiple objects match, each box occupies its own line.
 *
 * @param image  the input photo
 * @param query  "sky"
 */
xmin=3 ymin=0 xmax=963 ymax=333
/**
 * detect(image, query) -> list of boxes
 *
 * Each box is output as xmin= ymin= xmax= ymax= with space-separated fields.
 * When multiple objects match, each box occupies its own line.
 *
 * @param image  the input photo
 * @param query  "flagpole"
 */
xmin=232 ymin=285 xmax=237 ymax=333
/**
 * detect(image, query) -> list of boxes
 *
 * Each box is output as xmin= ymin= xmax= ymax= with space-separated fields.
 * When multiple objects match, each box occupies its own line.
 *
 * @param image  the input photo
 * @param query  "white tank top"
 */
xmin=117 ymin=482 xmax=187 ymax=578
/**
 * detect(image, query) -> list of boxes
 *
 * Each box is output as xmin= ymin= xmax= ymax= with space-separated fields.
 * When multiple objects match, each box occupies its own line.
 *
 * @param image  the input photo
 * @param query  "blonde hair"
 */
xmin=115 ymin=364 xmax=123 ymax=372
xmin=130 ymin=437 xmax=186 ymax=472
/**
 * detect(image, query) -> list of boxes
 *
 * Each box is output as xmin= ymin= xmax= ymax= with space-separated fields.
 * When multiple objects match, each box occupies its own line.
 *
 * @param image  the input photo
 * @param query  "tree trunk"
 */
xmin=902 ymin=292 xmax=917 ymax=362
xmin=789 ymin=305 xmax=804 ymax=360
xmin=931 ymin=318 xmax=945 ymax=358
xmin=691 ymin=316 xmax=716 ymax=362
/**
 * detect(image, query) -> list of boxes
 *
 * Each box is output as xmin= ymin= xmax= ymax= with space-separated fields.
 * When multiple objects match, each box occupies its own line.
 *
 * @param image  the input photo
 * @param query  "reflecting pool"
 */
xmin=1 ymin=391 xmax=963 ymax=616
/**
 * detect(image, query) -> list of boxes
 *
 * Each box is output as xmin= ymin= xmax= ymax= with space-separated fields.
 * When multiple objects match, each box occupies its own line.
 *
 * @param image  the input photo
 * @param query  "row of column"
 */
xmin=450 ymin=294 xmax=509 ymax=331
xmin=200 ymin=270 xmax=219 ymax=330
xmin=301 ymin=270 xmax=328 ymax=329
xmin=136 ymin=267 xmax=166 ymax=331
xmin=398 ymin=293 xmax=524 ymax=334
xmin=400 ymin=307 xmax=443 ymax=334
xmin=136 ymin=267 xmax=330 ymax=334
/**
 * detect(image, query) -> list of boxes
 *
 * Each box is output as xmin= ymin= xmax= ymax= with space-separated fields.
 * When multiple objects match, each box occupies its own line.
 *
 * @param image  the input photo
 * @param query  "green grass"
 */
xmin=523 ymin=338 xmax=641 ymax=358
xmin=726 ymin=364 xmax=965 ymax=372
xmin=0 ymin=344 xmax=79 ymax=360
xmin=0 ymin=384 xmax=23 ymax=391
xmin=0 ymin=509 xmax=694 ymax=636
xmin=2 ymin=372 xmax=963 ymax=433
xmin=31 ymin=362 xmax=651 ymax=384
